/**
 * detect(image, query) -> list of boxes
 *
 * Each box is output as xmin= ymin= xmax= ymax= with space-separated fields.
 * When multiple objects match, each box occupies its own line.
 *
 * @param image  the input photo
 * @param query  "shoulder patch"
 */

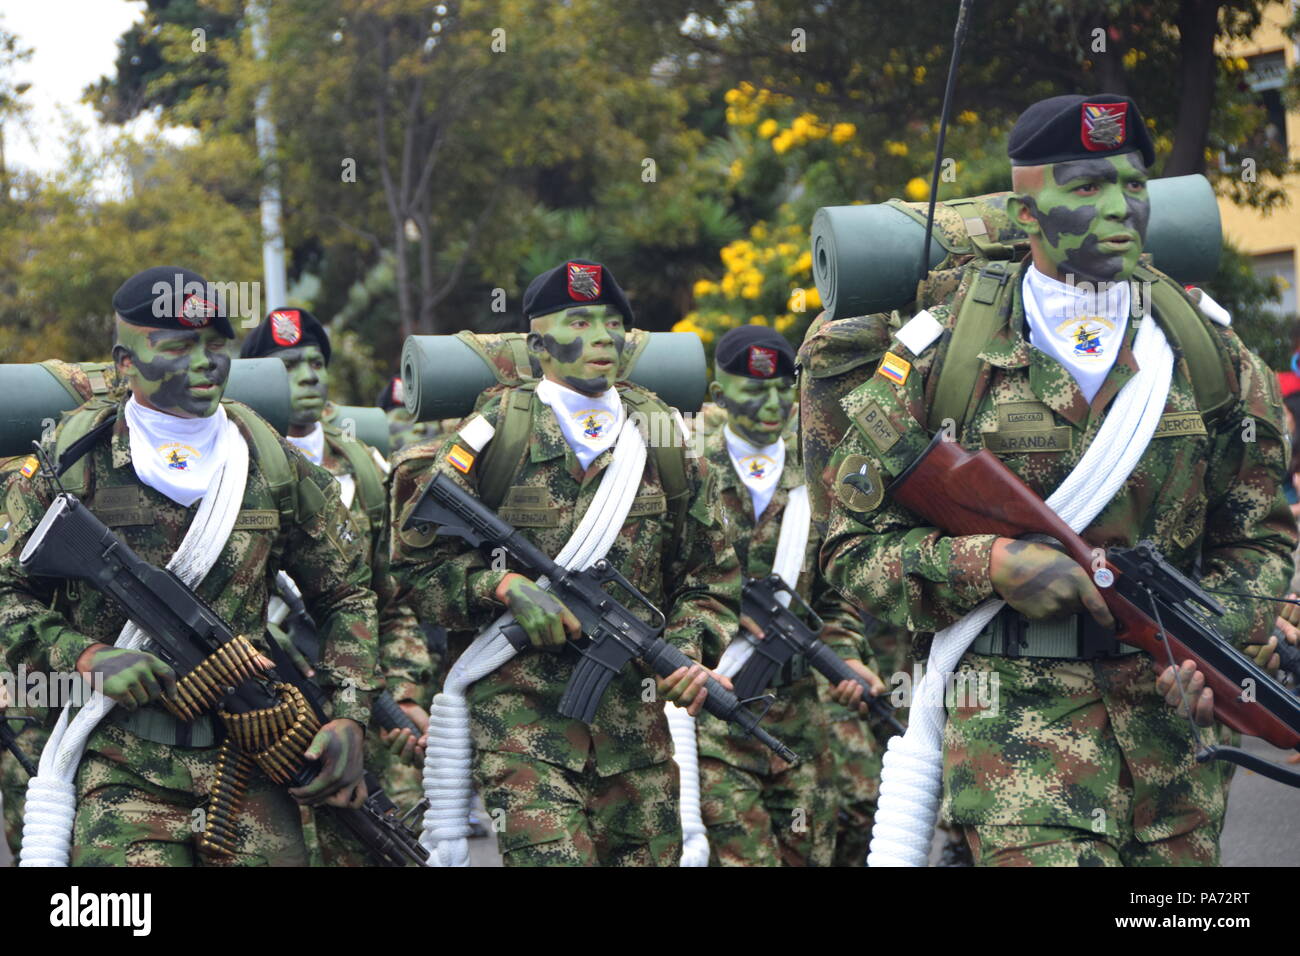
xmin=835 ymin=455 xmax=884 ymax=514
xmin=895 ymin=309 xmax=945 ymax=357
xmin=876 ymin=352 xmax=911 ymax=387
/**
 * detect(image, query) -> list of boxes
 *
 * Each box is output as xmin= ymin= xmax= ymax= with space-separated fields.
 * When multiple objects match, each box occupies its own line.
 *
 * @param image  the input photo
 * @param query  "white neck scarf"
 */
xmin=1022 ymin=264 xmax=1131 ymax=404
xmin=287 ymin=422 xmax=325 ymax=466
xmin=724 ymin=425 xmax=784 ymax=521
xmin=535 ymin=378 xmax=625 ymax=470
xmin=124 ymin=396 xmax=237 ymax=507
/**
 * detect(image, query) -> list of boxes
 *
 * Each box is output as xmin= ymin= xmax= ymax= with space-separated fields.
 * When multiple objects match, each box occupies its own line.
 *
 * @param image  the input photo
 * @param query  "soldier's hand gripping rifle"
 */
xmin=273 ymin=571 xmax=426 ymax=739
xmin=734 ymin=574 xmax=906 ymax=736
xmin=19 ymin=489 xmax=429 ymax=865
xmin=404 ymin=472 xmax=800 ymax=764
xmin=889 ymin=432 xmax=1300 ymax=787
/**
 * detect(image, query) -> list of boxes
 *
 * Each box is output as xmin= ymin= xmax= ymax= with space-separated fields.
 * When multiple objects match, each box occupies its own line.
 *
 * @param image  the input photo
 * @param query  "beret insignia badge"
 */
xmin=1081 ymin=102 xmax=1126 ymax=151
xmin=747 ymin=345 xmax=777 ymax=378
xmin=567 ymin=262 xmax=601 ymax=301
xmin=270 ymin=309 xmax=303 ymax=347
xmin=179 ymin=293 xmax=217 ymax=328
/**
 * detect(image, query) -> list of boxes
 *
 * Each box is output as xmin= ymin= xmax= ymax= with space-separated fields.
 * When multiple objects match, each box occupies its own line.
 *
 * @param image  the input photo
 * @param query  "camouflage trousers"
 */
xmin=823 ymin=710 xmax=881 ymax=867
xmin=475 ymin=750 xmax=681 ymax=866
xmin=1 ymin=722 xmax=48 ymax=857
xmin=72 ymin=722 xmax=311 ymax=866
xmin=698 ymin=747 xmax=836 ymax=867
xmin=942 ymin=653 xmax=1229 ymax=867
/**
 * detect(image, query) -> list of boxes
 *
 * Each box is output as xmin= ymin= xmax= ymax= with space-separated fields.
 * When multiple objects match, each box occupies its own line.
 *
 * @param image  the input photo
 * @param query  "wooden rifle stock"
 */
xmin=888 ymin=433 xmax=1300 ymax=750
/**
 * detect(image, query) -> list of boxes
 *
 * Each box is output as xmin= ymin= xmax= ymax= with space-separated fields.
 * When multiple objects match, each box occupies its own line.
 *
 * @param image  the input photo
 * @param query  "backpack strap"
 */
xmin=475 ymin=383 xmax=539 ymax=510
xmin=1136 ymin=265 xmax=1237 ymax=425
xmin=619 ymin=385 xmax=691 ymax=543
xmin=222 ymin=401 xmax=298 ymax=526
xmin=323 ymin=424 xmax=388 ymax=527
xmin=53 ymin=402 xmax=119 ymax=497
xmin=927 ymin=259 xmax=1022 ymax=433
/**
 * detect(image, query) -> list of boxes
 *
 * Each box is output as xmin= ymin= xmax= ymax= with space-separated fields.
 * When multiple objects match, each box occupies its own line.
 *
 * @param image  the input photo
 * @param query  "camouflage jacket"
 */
xmin=388 ymin=384 xmax=741 ymax=777
xmin=696 ymin=427 xmax=867 ymax=775
xmin=318 ymin=426 xmax=430 ymax=706
xmin=0 ymin=401 xmax=381 ymax=728
xmin=817 ymin=259 xmax=1296 ymax=649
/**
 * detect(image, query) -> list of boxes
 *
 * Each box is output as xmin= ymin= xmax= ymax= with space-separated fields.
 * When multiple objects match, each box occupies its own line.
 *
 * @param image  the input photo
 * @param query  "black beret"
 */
xmin=112 ymin=265 xmax=235 ymax=338
xmin=239 ymin=308 xmax=332 ymax=364
xmin=522 ymin=259 xmax=634 ymax=330
xmin=715 ymin=326 xmax=796 ymax=380
xmin=1008 ymin=94 xmax=1155 ymax=168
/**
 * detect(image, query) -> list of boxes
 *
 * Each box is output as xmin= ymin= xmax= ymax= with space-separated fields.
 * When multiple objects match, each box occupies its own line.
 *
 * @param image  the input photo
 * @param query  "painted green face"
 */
xmin=527 ymin=304 xmax=626 ymax=396
xmin=275 ymin=344 xmax=330 ymax=428
xmin=710 ymin=368 xmax=796 ymax=446
xmin=112 ymin=321 xmax=232 ymax=418
xmin=1011 ymin=152 xmax=1150 ymax=284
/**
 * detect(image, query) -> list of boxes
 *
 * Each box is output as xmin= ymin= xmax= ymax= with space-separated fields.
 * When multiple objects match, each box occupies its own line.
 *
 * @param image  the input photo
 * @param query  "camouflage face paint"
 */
xmin=711 ymin=368 xmax=796 ymax=447
xmin=1013 ymin=153 xmax=1149 ymax=284
xmin=113 ymin=322 xmax=232 ymax=418
xmin=275 ymin=345 xmax=330 ymax=431
xmin=527 ymin=305 xmax=626 ymax=395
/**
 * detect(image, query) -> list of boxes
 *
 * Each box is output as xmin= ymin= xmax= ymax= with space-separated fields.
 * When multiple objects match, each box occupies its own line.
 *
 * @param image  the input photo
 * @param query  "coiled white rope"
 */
xmin=867 ymin=313 xmax=1174 ymax=867
xmin=667 ymin=482 xmax=812 ymax=866
xmin=419 ymin=417 xmax=648 ymax=866
xmin=20 ymin=416 xmax=248 ymax=866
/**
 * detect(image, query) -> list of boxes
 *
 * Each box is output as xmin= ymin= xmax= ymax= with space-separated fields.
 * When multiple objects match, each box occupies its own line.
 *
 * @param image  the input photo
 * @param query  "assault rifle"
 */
xmin=19 ymin=490 xmax=429 ymax=865
xmin=735 ymin=574 xmax=906 ymax=736
xmin=404 ymin=472 xmax=800 ymax=764
xmin=0 ymin=714 xmax=37 ymax=777
xmin=889 ymin=432 xmax=1300 ymax=786
xmin=273 ymin=572 xmax=425 ymax=739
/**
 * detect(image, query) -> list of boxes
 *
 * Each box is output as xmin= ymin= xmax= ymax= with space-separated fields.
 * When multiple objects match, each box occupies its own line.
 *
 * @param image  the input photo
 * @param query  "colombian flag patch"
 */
xmin=446 ymin=444 xmax=475 ymax=474
xmin=19 ymin=456 xmax=39 ymax=479
xmin=876 ymin=351 xmax=911 ymax=386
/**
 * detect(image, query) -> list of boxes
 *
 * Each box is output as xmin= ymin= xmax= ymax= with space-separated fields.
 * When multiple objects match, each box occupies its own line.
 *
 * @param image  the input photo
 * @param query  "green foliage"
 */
xmin=1208 ymin=240 xmax=1289 ymax=368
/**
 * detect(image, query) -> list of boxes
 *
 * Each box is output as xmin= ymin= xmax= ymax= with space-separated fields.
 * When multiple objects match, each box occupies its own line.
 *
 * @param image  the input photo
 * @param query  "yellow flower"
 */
xmin=739 ymin=80 xmax=756 ymax=95
xmin=721 ymin=273 xmax=737 ymax=296
xmin=1122 ymin=49 xmax=1138 ymax=69
xmin=758 ymin=118 xmax=779 ymax=139
xmin=830 ymin=122 xmax=856 ymax=144
xmin=728 ymin=158 xmax=745 ymax=184
xmin=750 ymin=222 xmax=768 ymax=241
xmin=885 ymin=140 xmax=908 ymax=157
xmin=806 ymin=286 xmax=821 ymax=309
xmin=905 ymin=176 xmax=930 ymax=201
xmin=693 ymin=279 xmax=718 ymax=297
xmin=814 ymin=82 xmax=830 ymax=95
xmin=913 ymin=65 xmax=926 ymax=84
xmin=775 ymin=313 xmax=796 ymax=332
xmin=724 ymin=88 xmax=742 ymax=105
xmin=788 ymin=250 xmax=812 ymax=276
xmin=748 ymin=315 xmax=768 ymax=326
xmin=772 ymin=132 xmax=794 ymax=155
xmin=957 ymin=110 xmax=978 ymax=125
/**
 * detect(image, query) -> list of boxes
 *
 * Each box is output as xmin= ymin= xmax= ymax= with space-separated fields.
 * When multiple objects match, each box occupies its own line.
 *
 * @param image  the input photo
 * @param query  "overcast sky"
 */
xmin=2 ymin=0 xmax=191 ymax=193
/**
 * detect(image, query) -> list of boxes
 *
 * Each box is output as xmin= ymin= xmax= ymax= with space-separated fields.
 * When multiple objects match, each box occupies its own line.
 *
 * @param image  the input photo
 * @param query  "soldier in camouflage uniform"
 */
xmin=241 ymin=310 xmax=431 ymax=820
xmin=390 ymin=259 xmax=740 ymax=866
xmin=0 ymin=267 xmax=380 ymax=866
xmin=813 ymin=96 xmax=1295 ymax=865
xmin=694 ymin=326 xmax=879 ymax=867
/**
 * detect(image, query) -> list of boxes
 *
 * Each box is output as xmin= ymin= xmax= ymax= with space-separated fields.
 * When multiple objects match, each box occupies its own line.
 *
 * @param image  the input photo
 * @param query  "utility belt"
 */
xmin=969 ymin=606 xmax=1142 ymax=661
xmin=108 ymin=706 xmax=217 ymax=748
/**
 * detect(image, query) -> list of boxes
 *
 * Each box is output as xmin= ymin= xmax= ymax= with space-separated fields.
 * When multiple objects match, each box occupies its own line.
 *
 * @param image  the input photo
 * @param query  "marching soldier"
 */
xmin=389 ymin=259 xmax=740 ymax=866
xmin=813 ymin=95 xmax=1295 ymax=865
xmin=0 ymin=266 xmax=380 ymax=865
xmin=694 ymin=326 xmax=882 ymax=866
xmin=240 ymin=310 xmax=432 ymax=826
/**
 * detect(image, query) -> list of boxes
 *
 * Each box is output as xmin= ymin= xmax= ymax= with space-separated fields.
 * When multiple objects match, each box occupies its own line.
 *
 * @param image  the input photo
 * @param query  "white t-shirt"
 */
xmin=1021 ymin=263 xmax=1131 ymax=404
xmin=535 ymin=378 xmax=625 ymax=470
xmin=724 ymin=425 xmax=785 ymax=521
xmin=124 ymin=396 xmax=237 ymax=507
